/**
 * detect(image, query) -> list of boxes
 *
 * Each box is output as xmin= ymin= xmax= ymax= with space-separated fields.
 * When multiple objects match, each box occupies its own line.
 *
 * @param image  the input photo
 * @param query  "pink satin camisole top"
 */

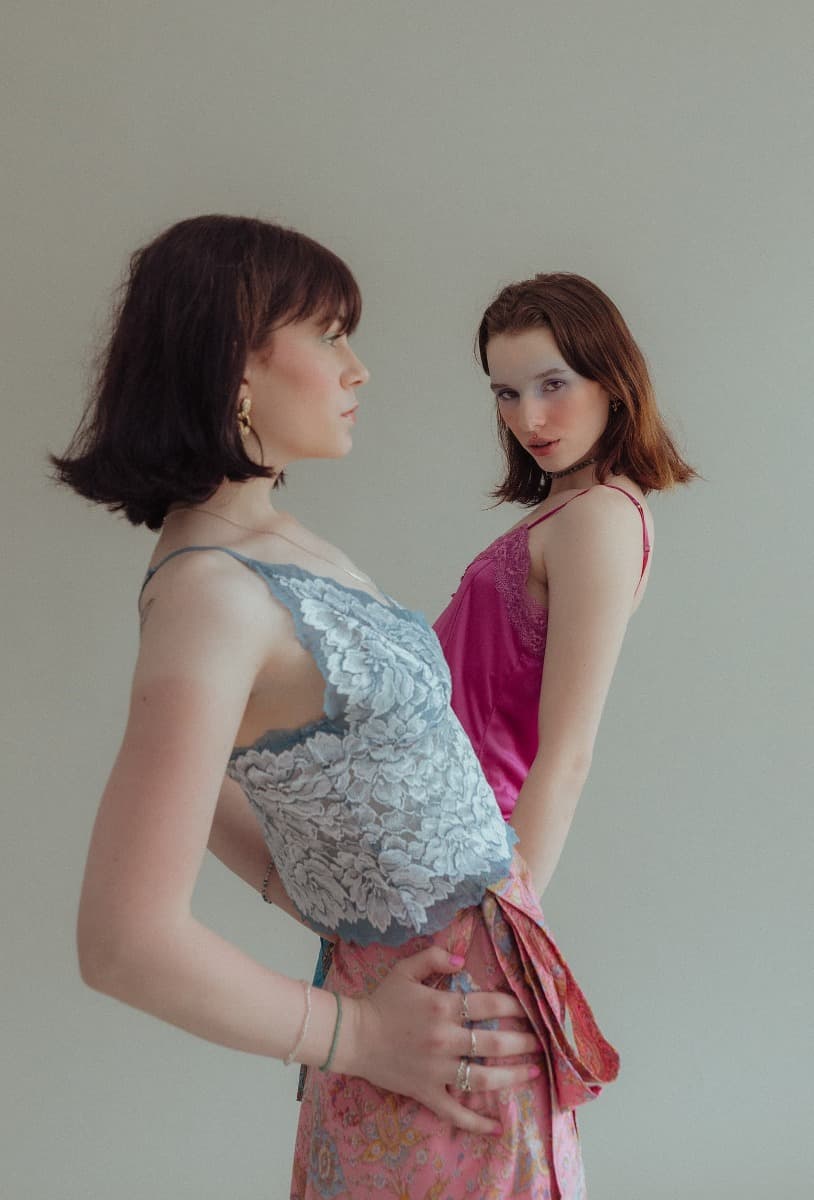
xmin=433 ymin=484 xmax=650 ymax=819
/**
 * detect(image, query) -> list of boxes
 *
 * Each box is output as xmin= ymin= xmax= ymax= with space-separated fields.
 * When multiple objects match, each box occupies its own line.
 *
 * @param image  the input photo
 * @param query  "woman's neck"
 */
xmin=169 ymin=477 xmax=282 ymax=529
xmin=548 ymin=464 xmax=599 ymax=497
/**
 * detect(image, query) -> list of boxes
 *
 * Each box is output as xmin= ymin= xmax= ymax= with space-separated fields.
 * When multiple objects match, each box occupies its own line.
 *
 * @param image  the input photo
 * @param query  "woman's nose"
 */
xmin=345 ymin=351 xmax=370 ymax=387
xmin=519 ymin=393 xmax=546 ymax=431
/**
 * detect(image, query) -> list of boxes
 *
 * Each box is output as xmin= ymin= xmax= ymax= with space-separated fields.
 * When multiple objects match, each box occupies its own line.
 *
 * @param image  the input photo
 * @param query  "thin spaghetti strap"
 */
xmin=524 ymin=484 xmax=650 ymax=584
xmin=138 ymin=544 xmax=250 ymax=601
xmin=599 ymin=484 xmax=651 ymax=580
xmin=525 ymin=489 xmax=593 ymax=530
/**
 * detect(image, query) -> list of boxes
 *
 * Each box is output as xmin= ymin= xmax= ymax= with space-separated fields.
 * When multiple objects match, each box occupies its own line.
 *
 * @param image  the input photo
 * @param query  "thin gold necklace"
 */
xmin=169 ymin=506 xmax=376 ymax=588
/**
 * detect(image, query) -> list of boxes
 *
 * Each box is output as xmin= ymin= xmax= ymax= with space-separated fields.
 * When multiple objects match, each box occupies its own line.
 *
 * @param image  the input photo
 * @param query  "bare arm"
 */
xmin=78 ymin=551 xmax=538 ymax=1132
xmin=208 ymin=777 xmax=270 ymax=895
xmin=78 ymin=555 xmax=336 ymax=1057
xmin=509 ymin=488 xmax=647 ymax=893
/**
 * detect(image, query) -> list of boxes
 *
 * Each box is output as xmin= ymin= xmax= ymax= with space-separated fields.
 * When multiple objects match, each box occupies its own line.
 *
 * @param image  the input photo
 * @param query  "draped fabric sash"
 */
xmin=300 ymin=856 xmax=619 ymax=1117
xmin=484 ymin=864 xmax=620 ymax=1111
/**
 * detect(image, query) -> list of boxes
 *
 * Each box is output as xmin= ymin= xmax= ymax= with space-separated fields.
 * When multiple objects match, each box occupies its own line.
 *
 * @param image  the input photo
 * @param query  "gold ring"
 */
xmin=460 ymin=992 xmax=470 ymax=1024
xmin=469 ymin=1028 xmax=477 ymax=1058
xmin=455 ymin=1058 xmax=468 ymax=1090
xmin=462 ymin=1060 xmax=472 ymax=1093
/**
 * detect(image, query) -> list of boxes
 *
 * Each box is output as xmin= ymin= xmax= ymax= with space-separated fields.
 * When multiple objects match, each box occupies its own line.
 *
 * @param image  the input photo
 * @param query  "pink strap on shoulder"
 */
xmin=600 ymin=484 xmax=651 ymax=580
xmin=525 ymin=484 xmax=650 ymax=582
xmin=525 ymin=489 xmax=593 ymax=531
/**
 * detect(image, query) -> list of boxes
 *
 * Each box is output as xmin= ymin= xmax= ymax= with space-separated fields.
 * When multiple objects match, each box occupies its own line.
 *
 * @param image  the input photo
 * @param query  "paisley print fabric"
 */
xmin=292 ymin=855 xmax=618 ymax=1199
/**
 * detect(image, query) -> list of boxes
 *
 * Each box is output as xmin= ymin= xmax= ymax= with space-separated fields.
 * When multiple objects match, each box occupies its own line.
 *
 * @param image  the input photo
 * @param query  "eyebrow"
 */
xmin=489 ymin=367 xmax=568 ymax=392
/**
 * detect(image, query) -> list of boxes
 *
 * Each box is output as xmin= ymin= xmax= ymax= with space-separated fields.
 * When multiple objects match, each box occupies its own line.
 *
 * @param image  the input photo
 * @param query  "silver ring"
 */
xmin=462 ymin=1060 xmax=472 ymax=1093
xmin=469 ymin=1028 xmax=477 ymax=1058
xmin=455 ymin=1058 xmax=468 ymax=1090
xmin=460 ymin=992 xmax=470 ymax=1024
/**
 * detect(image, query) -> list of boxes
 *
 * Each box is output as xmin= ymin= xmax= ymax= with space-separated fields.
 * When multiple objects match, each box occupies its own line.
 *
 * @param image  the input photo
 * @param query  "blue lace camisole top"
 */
xmin=141 ymin=546 xmax=516 ymax=948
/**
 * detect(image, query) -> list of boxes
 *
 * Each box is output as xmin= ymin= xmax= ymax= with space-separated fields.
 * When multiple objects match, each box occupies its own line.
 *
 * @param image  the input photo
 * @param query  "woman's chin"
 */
xmin=299 ymin=440 xmax=355 ymax=463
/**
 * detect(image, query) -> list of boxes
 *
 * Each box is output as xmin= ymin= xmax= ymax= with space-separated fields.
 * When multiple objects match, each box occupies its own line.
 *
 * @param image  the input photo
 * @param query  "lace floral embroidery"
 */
xmin=489 ymin=528 xmax=549 ymax=656
xmin=228 ymin=569 xmax=515 ymax=946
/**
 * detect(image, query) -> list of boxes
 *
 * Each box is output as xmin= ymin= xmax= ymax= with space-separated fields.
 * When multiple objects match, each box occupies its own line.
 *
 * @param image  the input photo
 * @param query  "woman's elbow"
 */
xmin=76 ymin=907 xmax=168 ymax=996
xmin=568 ymin=749 xmax=593 ymax=787
xmin=533 ymin=747 xmax=593 ymax=791
xmin=77 ymin=921 xmax=123 ymax=993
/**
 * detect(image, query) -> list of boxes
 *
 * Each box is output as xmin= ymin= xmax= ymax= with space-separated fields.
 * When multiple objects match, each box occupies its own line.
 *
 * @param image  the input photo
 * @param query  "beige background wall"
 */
xmin=3 ymin=2 xmax=812 ymax=1197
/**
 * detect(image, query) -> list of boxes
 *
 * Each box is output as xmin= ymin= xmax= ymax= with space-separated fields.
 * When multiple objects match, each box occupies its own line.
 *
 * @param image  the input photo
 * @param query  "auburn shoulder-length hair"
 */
xmin=51 ymin=214 xmax=362 ymax=529
xmin=477 ymin=272 xmax=695 ymax=505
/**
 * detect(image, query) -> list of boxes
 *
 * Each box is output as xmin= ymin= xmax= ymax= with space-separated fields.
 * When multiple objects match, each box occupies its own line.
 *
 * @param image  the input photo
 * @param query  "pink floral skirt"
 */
xmin=291 ymin=856 xmax=619 ymax=1199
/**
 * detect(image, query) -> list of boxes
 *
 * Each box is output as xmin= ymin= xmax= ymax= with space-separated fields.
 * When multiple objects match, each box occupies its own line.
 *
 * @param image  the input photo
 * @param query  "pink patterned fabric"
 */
xmin=292 ymin=856 xmax=618 ymax=1199
xmin=434 ymin=485 xmax=650 ymax=818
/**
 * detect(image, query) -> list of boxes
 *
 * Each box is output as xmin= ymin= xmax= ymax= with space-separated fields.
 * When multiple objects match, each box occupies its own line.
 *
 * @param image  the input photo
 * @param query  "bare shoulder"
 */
xmin=549 ymin=480 xmax=652 ymax=546
xmin=141 ymin=547 xmax=274 ymax=622
xmin=538 ymin=481 xmax=651 ymax=601
xmin=136 ymin=548 xmax=285 ymax=676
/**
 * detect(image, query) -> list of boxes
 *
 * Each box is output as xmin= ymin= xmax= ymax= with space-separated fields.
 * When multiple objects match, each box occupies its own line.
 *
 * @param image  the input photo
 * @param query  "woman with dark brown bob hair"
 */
xmin=434 ymin=272 xmax=695 ymax=892
xmin=56 ymin=217 xmax=622 ymax=1199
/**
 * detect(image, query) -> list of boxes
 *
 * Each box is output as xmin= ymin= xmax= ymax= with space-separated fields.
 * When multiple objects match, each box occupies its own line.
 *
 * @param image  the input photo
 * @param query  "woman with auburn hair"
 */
xmin=57 ymin=218 xmax=618 ymax=1200
xmin=434 ymin=272 xmax=695 ymax=894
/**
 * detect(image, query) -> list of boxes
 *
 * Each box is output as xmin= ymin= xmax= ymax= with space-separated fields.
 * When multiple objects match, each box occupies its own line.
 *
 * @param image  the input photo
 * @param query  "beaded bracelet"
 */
xmin=261 ymin=860 xmax=275 ymax=905
xmin=319 ymin=993 xmax=343 ymax=1073
xmin=283 ymin=981 xmax=312 ymax=1067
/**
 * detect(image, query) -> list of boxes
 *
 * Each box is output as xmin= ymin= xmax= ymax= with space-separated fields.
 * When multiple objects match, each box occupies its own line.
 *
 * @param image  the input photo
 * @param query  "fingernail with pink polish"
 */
xmin=449 ymin=954 xmax=465 ymax=967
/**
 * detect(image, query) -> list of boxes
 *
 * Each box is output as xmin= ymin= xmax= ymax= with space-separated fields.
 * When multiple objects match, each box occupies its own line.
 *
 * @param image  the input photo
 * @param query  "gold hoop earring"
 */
xmin=237 ymin=396 xmax=252 ymax=438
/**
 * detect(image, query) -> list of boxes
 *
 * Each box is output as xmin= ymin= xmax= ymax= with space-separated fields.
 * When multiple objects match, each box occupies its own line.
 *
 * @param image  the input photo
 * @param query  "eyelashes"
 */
xmin=495 ymin=380 xmax=566 ymax=402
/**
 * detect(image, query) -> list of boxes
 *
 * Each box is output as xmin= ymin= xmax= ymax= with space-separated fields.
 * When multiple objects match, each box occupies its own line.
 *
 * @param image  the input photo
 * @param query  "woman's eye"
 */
xmin=322 ymin=331 xmax=345 ymax=346
xmin=495 ymin=390 xmax=517 ymax=403
xmin=544 ymin=379 xmax=565 ymax=392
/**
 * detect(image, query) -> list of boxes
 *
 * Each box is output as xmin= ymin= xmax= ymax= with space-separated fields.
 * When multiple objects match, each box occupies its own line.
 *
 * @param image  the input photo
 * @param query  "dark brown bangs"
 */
xmin=269 ymin=236 xmax=362 ymax=341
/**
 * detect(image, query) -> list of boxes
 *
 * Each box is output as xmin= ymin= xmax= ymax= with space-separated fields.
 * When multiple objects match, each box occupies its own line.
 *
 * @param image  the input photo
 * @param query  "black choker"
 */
xmin=543 ymin=456 xmax=597 ymax=481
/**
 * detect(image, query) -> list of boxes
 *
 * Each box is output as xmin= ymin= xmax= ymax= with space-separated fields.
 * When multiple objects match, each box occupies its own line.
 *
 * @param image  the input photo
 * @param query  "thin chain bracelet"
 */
xmin=319 ymin=993 xmax=343 ymax=1073
xmin=283 ymin=981 xmax=312 ymax=1067
xmin=261 ymin=860 xmax=275 ymax=905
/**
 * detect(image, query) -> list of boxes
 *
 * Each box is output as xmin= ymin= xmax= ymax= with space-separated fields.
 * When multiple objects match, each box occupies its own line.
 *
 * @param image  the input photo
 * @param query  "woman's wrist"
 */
xmin=282 ymin=981 xmax=312 ymax=1065
xmin=293 ymin=986 xmax=362 ymax=1075
xmin=328 ymin=993 xmax=363 ymax=1076
xmin=318 ymin=993 xmax=343 ymax=1071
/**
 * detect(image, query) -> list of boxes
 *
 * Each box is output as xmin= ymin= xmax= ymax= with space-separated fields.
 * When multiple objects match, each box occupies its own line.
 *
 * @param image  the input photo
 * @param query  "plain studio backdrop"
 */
xmin=2 ymin=3 xmax=811 ymax=1198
